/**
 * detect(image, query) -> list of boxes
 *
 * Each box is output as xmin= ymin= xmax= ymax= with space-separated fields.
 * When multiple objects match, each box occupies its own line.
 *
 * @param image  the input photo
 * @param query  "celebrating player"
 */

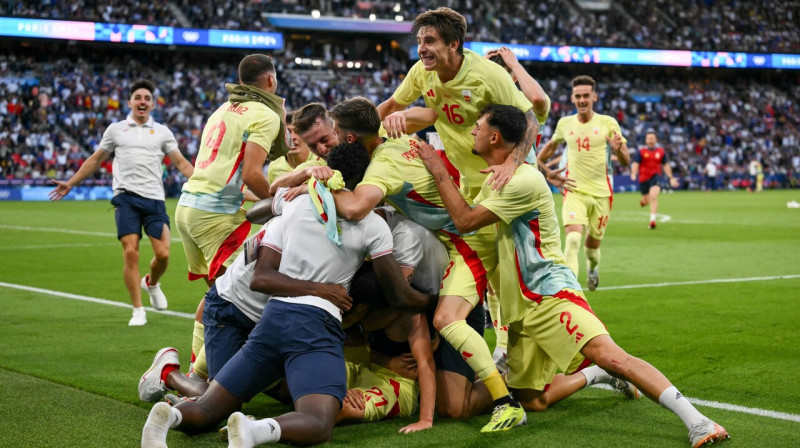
xmin=49 ymin=79 xmax=194 ymax=326
xmin=629 ymin=129 xmax=679 ymax=229
xmin=418 ymin=104 xmax=729 ymax=448
xmin=538 ymin=75 xmax=630 ymax=290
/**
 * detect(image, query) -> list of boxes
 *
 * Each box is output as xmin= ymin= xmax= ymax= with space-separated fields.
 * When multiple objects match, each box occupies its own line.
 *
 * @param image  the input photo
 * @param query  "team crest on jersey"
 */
xmin=593 ymin=128 xmax=600 ymax=135
xmin=569 ymin=211 xmax=576 ymax=220
xmin=644 ymin=153 xmax=649 ymax=158
xmin=462 ymin=90 xmax=471 ymax=102
xmin=568 ymin=131 xmax=574 ymax=136
xmin=150 ymin=129 xmax=155 ymax=135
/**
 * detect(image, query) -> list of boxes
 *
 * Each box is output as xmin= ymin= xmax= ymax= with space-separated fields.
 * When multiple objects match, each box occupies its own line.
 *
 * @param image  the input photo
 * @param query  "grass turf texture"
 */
xmin=1 ymin=190 xmax=799 ymax=447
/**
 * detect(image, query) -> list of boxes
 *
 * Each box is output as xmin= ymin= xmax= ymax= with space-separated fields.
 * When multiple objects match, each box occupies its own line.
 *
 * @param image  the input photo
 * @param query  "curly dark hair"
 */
xmin=129 ymin=79 xmax=155 ymax=97
xmin=326 ymin=141 xmax=371 ymax=191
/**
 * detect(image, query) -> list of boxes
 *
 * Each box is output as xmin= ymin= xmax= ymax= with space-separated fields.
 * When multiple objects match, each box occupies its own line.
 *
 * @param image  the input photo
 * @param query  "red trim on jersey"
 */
xmin=225 ymin=141 xmax=248 ymax=185
xmin=440 ymin=230 xmax=487 ymax=302
xmin=528 ymin=217 xmax=544 ymax=258
xmin=386 ymin=378 xmax=402 ymax=419
xmin=515 ymin=252 xmax=543 ymax=303
xmin=406 ymin=189 xmax=442 ymax=208
xmin=552 ymin=289 xmax=596 ymax=315
xmin=208 ymin=219 xmax=252 ymax=280
xmin=605 ymin=175 xmax=614 ymax=209
xmin=437 ymin=149 xmax=460 ymax=187
xmin=188 ymin=272 xmax=208 ymax=281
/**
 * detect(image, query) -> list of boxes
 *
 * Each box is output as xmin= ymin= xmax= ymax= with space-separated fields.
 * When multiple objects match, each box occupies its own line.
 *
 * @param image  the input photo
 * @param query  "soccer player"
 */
xmin=748 ymin=157 xmax=764 ymax=193
xmin=378 ymin=7 xmax=538 ymax=199
xmin=417 ymin=104 xmax=729 ymax=448
xmin=301 ymin=97 xmax=524 ymax=432
xmin=49 ymin=79 xmax=194 ymax=326
xmin=537 ymin=75 xmax=631 ymax=290
xmin=267 ymin=103 xmax=333 ymax=196
xmin=266 ymin=114 xmax=316 ymax=184
xmin=630 ymin=129 xmax=679 ymax=229
xmin=175 ymin=54 xmax=290 ymax=378
xmin=141 ymin=143 xmax=431 ymax=448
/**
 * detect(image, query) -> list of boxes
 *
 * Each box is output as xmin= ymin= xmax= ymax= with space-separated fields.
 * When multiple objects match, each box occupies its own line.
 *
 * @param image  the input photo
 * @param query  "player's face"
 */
xmin=286 ymin=124 xmax=309 ymax=156
xmin=570 ymin=85 xmax=596 ymax=114
xmin=645 ymin=133 xmax=657 ymax=148
xmin=128 ymin=88 xmax=154 ymax=123
xmin=416 ymin=26 xmax=457 ymax=71
xmin=470 ymin=115 xmax=492 ymax=159
xmin=300 ymin=117 xmax=337 ymax=160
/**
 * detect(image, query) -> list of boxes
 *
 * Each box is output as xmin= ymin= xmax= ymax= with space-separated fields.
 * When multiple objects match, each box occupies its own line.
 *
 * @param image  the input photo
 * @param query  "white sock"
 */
xmin=133 ymin=307 xmax=146 ymax=315
xmin=580 ymin=365 xmax=613 ymax=387
xmin=650 ymin=213 xmax=657 ymax=222
xmin=142 ymin=403 xmax=181 ymax=448
xmin=251 ymin=418 xmax=281 ymax=444
xmin=658 ymin=386 xmax=706 ymax=430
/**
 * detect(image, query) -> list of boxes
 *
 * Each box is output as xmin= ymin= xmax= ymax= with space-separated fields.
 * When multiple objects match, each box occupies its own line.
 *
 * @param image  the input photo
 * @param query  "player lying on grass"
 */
xmin=141 ymin=143 xmax=432 ymax=448
xmin=417 ymin=103 xmax=729 ymax=448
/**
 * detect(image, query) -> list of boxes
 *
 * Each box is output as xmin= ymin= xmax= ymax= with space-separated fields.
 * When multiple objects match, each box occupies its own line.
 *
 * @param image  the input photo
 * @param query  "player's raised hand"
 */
xmin=315 ymin=283 xmax=352 ymax=312
xmin=343 ymin=389 xmax=365 ymax=411
xmin=669 ymin=176 xmax=680 ymax=188
xmin=48 ymin=180 xmax=72 ymax=201
xmin=486 ymin=46 xmax=520 ymax=69
xmin=607 ymin=132 xmax=623 ymax=151
xmin=398 ymin=419 xmax=433 ymax=434
xmin=481 ymin=159 xmax=516 ymax=191
xmin=383 ymin=111 xmax=407 ymax=139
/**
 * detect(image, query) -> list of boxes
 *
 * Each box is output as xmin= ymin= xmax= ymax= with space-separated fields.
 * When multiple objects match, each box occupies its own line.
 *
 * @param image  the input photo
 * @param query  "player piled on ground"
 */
xmin=174 ymin=54 xmax=290 ymax=378
xmin=417 ymin=103 xmax=729 ymax=448
xmin=538 ymin=75 xmax=630 ymax=291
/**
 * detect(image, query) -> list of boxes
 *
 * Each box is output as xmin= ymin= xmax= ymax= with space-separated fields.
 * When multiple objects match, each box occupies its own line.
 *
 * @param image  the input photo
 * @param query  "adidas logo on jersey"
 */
xmin=426 ymin=89 xmax=435 ymax=98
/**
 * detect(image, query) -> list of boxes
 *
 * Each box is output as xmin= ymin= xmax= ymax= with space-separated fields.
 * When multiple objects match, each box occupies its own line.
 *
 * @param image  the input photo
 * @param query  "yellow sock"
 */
xmin=193 ymin=344 xmax=208 ymax=380
xmin=191 ymin=320 xmax=204 ymax=362
xmin=585 ymin=247 xmax=601 ymax=272
xmin=564 ymin=231 xmax=582 ymax=277
xmin=440 ymin=320 xmax=509 ymax=400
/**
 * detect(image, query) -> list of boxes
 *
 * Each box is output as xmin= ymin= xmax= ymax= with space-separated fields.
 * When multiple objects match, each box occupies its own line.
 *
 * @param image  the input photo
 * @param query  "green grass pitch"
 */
xmin=1 ymin=190 xmax=799 ymax=447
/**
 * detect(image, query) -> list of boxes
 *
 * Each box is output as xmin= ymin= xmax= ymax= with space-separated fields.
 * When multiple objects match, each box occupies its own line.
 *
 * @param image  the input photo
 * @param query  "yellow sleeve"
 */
xmin=484 ymin=63 xmax=533 ymax=114
xmin=476 ymin=171 xmax=537 ymax=224
xmin=552 ymin=117 xmax=566 ymax=144
xmin=392 ymin=62 xmax=425 ymax=106
xmin=357 ymin=150 xmax=404 ymax=196
xmin=606 ymin=116 xmax=627 ymax=144
xmin=245 ymin=108 xmax=280 ymax=154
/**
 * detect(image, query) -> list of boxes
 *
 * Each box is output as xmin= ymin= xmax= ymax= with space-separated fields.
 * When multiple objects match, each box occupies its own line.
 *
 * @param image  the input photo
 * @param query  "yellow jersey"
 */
xmin=392 ymin=49 xmax=532 ymax=196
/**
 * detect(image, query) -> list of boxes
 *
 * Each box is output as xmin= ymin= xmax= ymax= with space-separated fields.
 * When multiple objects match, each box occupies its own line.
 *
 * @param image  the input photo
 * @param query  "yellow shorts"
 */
xmin=175 ymin=205 xmax=251 ymax=281
xmin=345 ymin=362 xmax=418 ymax=422
xmin=505 ymin=289 xmax=608 ymax=392
xmin=562 ymin=191 xmax=612 ymax=240
xmin=437 ymin=225 xmax=496 ymax=307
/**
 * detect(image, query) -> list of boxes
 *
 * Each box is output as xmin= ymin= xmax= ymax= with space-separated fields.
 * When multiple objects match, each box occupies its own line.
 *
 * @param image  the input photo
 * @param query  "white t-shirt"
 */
xmin=705 ymin=162 xmax=718 ymax=177
xmin=382 ymin=207 xmax=447 ymax=295
xmin=214 ymin=222 xmax=274 ymax=323
xmin=262 ymin=190 xmax=394 ymax=321
xmin=98 ymin=116 xmax=179 ymax=201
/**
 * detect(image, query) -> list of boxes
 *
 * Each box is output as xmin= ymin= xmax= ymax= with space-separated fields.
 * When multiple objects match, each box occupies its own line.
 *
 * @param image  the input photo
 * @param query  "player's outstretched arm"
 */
xmin=607 ymin=132 xmax=630 ymax=166
xmin=377 ymin=96 xmax=407 ymax=121
xmin=487 ymin=47 xmax=549 ymax=119
xmin=399 ymin=312 xmax=435 ymax=434
xmin=417 ymin=141 xmax=500 ymax=234
xmin=384 ymin=107 xmax=438 ymax=139
xmin=167 ymin=149 xmax=194 ymax=179
xmin=372 ymin=254 xmax=431 ymax=312
xmin=251 ymin=246 xmax=353 ymax=312
xmin=49 ymin=149 xmax=110 ymax=201
xmin=332 ymin=185 xmax=384 ymax=221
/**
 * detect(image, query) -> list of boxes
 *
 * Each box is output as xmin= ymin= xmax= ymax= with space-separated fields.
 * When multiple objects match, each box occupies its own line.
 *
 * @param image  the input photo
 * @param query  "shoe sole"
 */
xmin=692 ymin=426 xmax=730 ymax=448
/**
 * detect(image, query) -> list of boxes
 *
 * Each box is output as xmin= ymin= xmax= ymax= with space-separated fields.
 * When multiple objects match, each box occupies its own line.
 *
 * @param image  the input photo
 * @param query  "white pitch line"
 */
xmin=3 ymin=279 xmax=800 ymax=424
xmin=0 ymin=224 xmax=183 ymax=242
xmin=592 ymin=385 xmax=800 ymax=423
xmin=596 ymin=274 xmax=800 ymax=291
xmin=0 ymin=281 xmax=195 ymax=319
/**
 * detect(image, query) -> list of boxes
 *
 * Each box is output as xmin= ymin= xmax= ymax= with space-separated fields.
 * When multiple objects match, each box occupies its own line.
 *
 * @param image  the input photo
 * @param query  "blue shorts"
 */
xmin=202 ymin=284 xmax=256 ymax=380
xmin=214 ymin=299 xmax=347 ymax=404
xmin=111 ymin=192 xmax=169 ymax=240
xmin=434 ymin=302 xmax=484 ymax=379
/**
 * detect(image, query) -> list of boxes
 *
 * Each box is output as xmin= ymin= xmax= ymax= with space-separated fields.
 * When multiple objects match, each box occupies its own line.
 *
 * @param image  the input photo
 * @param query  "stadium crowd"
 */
xmin=2 ymin=48 xmax=798 ymax=191
xmin=3 ymin=0 xmax=799 ymax=52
